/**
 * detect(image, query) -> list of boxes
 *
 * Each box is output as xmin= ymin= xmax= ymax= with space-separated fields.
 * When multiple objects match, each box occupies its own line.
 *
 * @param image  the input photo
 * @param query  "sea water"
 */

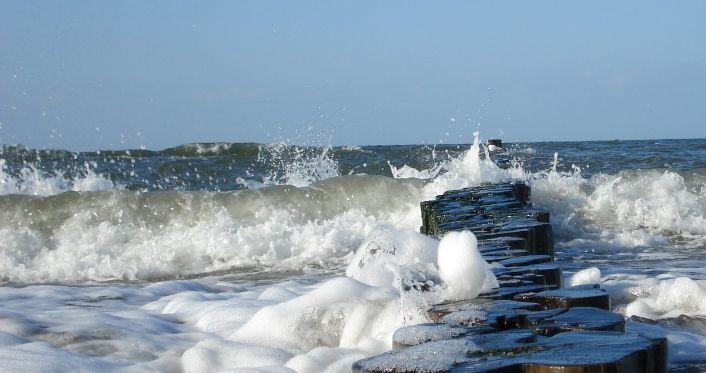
xmin=0 ymin=136 xmax=704 ymax=371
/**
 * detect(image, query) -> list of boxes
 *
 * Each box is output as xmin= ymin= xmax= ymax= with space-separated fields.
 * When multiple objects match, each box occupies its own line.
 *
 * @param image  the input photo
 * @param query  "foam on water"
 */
xmin=150 ymin=227 xmax=490 ymax=372
xmin=622 ymin=276 xmax=706 ymax=320
xmin=171 ymin=142 xmax=232 ymax=155
xmin=0 ymin=159 xmax=498 ymax=371
xmin=2 ymin=137 xmax=703 ymax=284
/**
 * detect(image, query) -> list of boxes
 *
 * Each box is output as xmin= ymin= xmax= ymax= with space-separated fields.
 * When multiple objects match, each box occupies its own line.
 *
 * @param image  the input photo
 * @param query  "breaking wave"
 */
xmin=528 ymin=166 xmax=706 ymax=246
xmin=1 ymin=134 xmax=704 ymax=284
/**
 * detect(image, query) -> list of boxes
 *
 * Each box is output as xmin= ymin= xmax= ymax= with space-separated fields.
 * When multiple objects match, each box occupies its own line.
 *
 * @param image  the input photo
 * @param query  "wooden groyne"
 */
xmin=353 ymin=182 xmax=667 ymax=372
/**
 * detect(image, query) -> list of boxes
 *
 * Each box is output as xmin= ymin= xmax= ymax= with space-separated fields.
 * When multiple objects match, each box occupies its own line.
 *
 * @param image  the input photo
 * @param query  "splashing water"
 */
xmin=0 ymin=136 xmax=704 ymax=283
xmin=422 ymin=131 xmax=517 ymax=197
xmin=255 ymin=142 xmax=340 ymax=188
xmin=0 ymin=159 xmax=115 ymax=196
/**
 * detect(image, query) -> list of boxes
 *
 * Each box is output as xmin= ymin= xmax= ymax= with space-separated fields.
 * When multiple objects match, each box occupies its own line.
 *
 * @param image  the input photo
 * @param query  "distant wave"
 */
xmin=2 ymin=142 xmax=371 ymax=160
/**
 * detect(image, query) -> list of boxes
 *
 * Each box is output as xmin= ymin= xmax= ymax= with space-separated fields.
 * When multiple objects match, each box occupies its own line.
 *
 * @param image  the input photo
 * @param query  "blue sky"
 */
xmin=1 ymin=1 xmax=705 ymax=150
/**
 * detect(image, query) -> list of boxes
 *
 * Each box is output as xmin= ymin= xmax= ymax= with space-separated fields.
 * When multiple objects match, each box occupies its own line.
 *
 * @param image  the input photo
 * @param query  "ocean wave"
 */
xmin=388 ymin=136 xmax=705 ymax=248
xmin=0 ymin=145 xmax=76 ymax=161
xmin=0 ymin=133 xmax=505 ymax=283
xmin=161 ymin=142 xmax=261 ymax=158
xmin=0 ymin=175 xmax=426 ymax=283
xmin=1 ymin=142 xmax=263 ymax=160
xmin=337 ymin=145 xmax=366 ymax=152
xmin=1 ymin=141 xmax=359 ymax=162
xmin=1 ymin=134 xmax=705 ymax=284
xmin=529 ymin=167 xmax=706 ymax=246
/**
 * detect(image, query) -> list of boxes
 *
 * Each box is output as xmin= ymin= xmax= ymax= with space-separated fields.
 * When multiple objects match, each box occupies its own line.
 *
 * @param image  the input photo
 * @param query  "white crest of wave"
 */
xmin=341 ymin=145 xmax=364 ymax=152
xmin=388 ymin=162 xmax=444 ymax=180
xmin=588 ymin=170 xmax=706 ymax=235
xmin=387 ymin=135 xmax=704 ymax=247
xmin=183 ymin=142 xmax=230 ymax=154
xmin=387 ymin=134 xmax=705 ymax=252
xmin=504 ymin=146 xmax=537 ymax=155
xmin=529 ymin=164 xmax=706 ymax=245
xmin=0 ymin=159 xmax=115 ymax=196
xmin=0 ymin=176 xmax=426 ymax=283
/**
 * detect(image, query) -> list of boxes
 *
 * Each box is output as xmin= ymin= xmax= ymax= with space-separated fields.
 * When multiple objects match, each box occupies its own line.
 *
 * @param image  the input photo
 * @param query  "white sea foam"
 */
xmin=569 ymin=267 xmax=602 ymax=287
xmin=0 ymin=273 xmax=703 ymax=372
xmin=178 ymin=142 xmax=231 ymax=155
xmin=0 ymin=211 xmax=496 ymax=372
xmin=422 ymin=132 xmax=516 ymax=198
xmin=340 ymin=145 xmax=364 ymax=152
xmin=346 ymin=227 xmax=495 ymax=301
xmin=623 ymin=276 xmax=706 ymax=319
xmin=504 ymin=146 xmax=537 ymax=155
xmin=151 ymin=244 xmax=468 ymax=373
xmin=437 ymin=231 xmax=497 ymax=300
xmin=345 ymin=228 xmax=440 ymax=291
